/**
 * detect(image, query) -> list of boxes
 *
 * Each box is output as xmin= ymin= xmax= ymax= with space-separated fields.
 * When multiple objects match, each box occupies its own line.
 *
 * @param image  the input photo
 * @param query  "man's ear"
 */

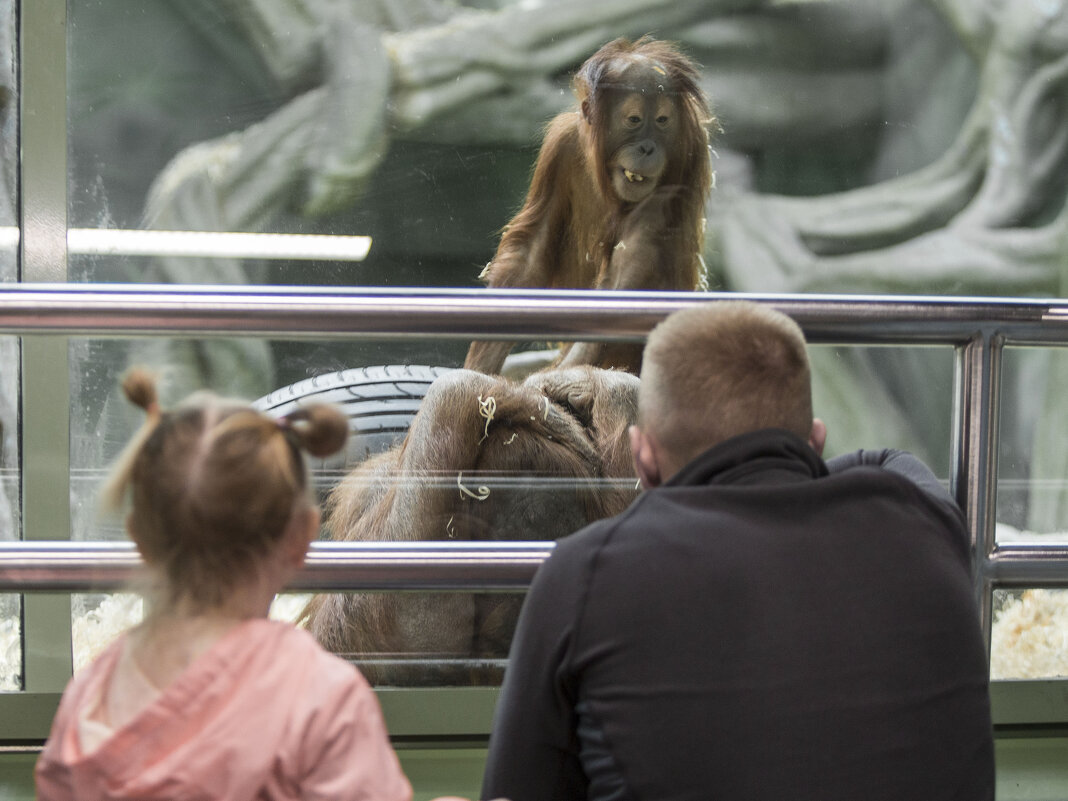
xmin=809 ymin=418 xmax=827 ymax=457
xmin=629 ymin=425 xmax=663 ymax=489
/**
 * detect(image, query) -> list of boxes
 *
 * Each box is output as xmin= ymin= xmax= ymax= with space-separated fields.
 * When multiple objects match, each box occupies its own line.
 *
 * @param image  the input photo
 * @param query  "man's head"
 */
xmin=630 ymin=301 xmax=825 ymax=487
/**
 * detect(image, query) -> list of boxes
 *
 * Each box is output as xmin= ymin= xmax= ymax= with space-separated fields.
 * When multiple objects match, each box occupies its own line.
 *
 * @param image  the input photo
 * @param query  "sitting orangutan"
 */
xmin=301 ymin=365 xmax=640 ymax=685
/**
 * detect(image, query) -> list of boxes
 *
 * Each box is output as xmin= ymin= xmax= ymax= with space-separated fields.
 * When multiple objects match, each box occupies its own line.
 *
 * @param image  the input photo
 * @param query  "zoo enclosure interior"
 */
xmin=2 ymin=286 xmax=1068 ymax=719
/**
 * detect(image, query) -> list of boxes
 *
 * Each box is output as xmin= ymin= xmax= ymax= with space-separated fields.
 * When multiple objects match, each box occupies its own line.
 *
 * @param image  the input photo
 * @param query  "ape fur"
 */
xmin=301 ymin=366 xmax=640 ymax=685
xmin=465 ymin=36 xmax=715 ymax=375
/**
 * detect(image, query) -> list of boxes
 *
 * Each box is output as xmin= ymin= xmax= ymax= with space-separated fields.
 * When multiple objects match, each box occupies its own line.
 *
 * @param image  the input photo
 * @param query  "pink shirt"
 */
xmin=36 ymin=619 xmax=414 ymax=801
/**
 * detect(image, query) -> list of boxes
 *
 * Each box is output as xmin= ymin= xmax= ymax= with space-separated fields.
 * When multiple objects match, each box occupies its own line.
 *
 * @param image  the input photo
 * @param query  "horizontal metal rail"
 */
xmin=982 ymin=547 xmax=1068 ymax=586
xmin=2 ymin=283 xmax=1068 ymax=344
xmin=1 ymin=540 xmax=1065 ymax=593
xmin=3 ymin=285 xmax=1068 ymax=647
xmin=0 ymin=541 xmax=554 ymax=592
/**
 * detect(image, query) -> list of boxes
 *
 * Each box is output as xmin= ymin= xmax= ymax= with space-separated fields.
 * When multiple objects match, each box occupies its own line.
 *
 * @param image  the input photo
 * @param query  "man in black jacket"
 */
xmin=482 ymin=300 xmax=994 ymax=801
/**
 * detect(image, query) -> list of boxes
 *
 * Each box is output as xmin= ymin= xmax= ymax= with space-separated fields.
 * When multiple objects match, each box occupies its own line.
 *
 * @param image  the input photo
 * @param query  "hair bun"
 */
xmin=121 ymin=368 xmax=160 ymax=414
xmin=283 ymin=405 xmax=349 ymax=458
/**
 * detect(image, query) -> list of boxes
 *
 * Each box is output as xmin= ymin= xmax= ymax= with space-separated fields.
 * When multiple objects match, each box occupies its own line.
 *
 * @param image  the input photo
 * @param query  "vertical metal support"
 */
xmin=19 ymin=0 xmax=73 ymax=691
xmin=951 ymin=331 xmax=1002 ymax=658
xmin=19 ymin=1 xmax=67 ymax=283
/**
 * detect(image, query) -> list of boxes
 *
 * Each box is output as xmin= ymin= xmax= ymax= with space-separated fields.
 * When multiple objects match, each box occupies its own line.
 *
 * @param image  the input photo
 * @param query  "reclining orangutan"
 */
xmin=464 ymin=36 xmax=715 ymax=375
xmin=301 ymin=365 xmax=640 ymax=686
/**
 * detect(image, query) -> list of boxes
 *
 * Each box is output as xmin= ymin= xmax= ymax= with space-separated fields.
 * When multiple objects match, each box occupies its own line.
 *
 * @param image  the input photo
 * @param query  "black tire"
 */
xmin=252 ymin=365 xmax=454 ymax=475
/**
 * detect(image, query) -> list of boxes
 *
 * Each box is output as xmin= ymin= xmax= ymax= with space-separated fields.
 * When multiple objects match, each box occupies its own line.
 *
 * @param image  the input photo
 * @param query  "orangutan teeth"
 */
xmin=624 ymin=169 xmax=644 ymax=183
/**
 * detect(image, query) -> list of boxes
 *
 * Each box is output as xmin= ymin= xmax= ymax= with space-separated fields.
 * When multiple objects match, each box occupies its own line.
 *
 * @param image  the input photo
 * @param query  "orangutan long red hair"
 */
xmin=465 ymin=36 xmax=715 ymax=375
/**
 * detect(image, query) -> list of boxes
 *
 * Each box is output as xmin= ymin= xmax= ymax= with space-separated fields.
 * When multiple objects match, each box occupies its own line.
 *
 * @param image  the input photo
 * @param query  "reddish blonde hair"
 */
xmin=103 ymin=368 xmax=348 ymax=610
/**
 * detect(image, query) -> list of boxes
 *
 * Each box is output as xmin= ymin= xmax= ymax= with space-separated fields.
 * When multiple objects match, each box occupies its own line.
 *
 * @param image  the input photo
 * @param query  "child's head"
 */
xmin=103 ymin=368 xmax=348 ymax=611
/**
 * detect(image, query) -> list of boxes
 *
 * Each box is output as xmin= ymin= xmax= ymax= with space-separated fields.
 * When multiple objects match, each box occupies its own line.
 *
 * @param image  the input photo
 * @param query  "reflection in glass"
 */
xmin=991 ymin=589 xmax=1068 ymax=680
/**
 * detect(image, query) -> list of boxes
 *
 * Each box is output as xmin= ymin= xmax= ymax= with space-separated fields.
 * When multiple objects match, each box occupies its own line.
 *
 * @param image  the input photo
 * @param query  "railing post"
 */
xmin=18 ymin=0 xmax=74 ymax=693
xmin=953 ymin=330 xmax=1002 ymax=657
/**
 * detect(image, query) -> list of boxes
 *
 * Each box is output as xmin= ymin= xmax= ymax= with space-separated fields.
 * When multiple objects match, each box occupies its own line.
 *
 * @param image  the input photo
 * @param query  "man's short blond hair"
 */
xmin=639 ymin=301 xmax=813 ymax=466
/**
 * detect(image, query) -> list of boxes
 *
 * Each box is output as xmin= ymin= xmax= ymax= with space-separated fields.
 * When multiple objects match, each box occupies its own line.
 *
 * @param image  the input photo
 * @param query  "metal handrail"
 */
xmin=3 ymin=284 xmax=1068 ymax=648
xmin=2 ymin=283 xmax=1068 ymax=344
xmin=1 ymin=540 xmax=1066 ymax=592
xmin=0 ymin=541 xmax=553 ymax=592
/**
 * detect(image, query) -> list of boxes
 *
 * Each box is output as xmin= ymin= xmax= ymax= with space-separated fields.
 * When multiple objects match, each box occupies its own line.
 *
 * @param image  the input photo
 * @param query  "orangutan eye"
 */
xmin=626 ymin=114 xmax=642 ymax=127
xmin=656 ymin=115 xmax=670 ymax=126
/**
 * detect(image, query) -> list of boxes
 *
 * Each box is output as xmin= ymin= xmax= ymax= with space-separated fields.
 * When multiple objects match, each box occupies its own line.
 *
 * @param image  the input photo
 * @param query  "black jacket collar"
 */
xmin=667 ymin=428 xmax=829 ymax=488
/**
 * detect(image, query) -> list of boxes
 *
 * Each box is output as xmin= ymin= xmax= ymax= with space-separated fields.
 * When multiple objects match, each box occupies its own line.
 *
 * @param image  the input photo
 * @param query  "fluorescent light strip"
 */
xmin=0 ymin=227 xmax=372 ymax=261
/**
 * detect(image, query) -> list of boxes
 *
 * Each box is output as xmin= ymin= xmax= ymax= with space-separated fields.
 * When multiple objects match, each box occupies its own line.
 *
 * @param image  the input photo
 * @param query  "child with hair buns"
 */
xmin=35 ymin=368 xmax=416 ymax=801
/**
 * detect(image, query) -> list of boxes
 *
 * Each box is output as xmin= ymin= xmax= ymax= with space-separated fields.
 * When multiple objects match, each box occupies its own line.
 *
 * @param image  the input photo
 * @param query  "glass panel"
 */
xmin=303 ymin=592 xmax=521 ymax=688
xmin=0 ymin=336 xmax=18 ymax=540
xmin=68 ymin=1 xmax=1057 ymax=308
xmin=1 ymin=0 xmax=18 ymax=531
xmin=57 ymin=1 xmax=1063 ymax=693
xmin=70 ymin=342 xmax=959 ymax=536
xmin=68 ymin=336 xmax=641 ymax=685
xmin=67 ymin=336 xmax=959 ymax=685
xmin=809 ymin=345 xmax=954 ymax=477
xmin=997 ymin=347 xmax=1068 ymax=542
xmin=991 ymin=589 xmax=1068 ymax=680
xmin=0 ymin=594 xmax=18 ymax=691
xmin=67 ymin=592 xmax=470 ymax=682
xmin=67 ymin=2 xmax=500 ymax=292
xmin=71 ymin=593 xmax=143 ymax=672
xmin=270 ymin=593 xmax=310 ymax=625
xmin=1 ymin=1 xmax=18 ymax=693
xmin=62 ymin=2 xmax=1061 ymax=308
xmin=69 ymin=336 xmax=470 ymax=540
xmin=0 ymin=0 xmax=14 ymax=276
xmin=68 ymin=593 xmax=321 ymax=673
xmin=70 ymin=338 xmax=132 ymax=542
